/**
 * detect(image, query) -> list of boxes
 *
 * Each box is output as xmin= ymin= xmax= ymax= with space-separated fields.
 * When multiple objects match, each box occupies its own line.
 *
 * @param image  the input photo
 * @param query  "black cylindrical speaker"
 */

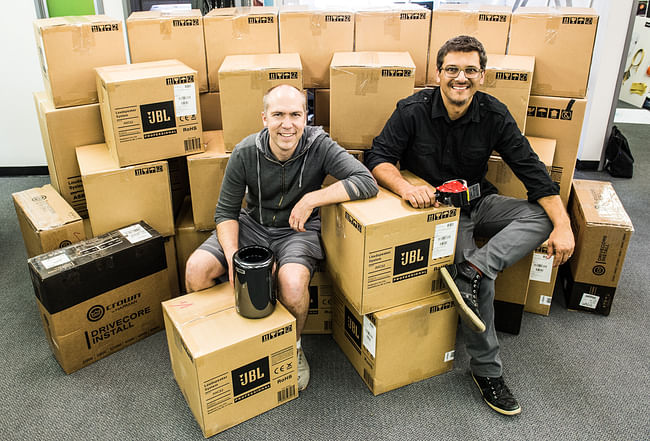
xmin=233 ymin=245 xmax=276 ymax=319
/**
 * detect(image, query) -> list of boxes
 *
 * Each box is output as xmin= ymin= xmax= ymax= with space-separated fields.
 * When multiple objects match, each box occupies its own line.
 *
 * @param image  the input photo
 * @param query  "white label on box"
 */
xmin=362 ymin=316 xmax=377 ymax=358
xmin=529 ymin=253 xmax=553 ymax=283
xmin=41 ymin=253 xmax=71 ymax=269
xmin=540 ymin=295 xmax=552 ymax=306
xmin=444 ymin=350 xmax=455 ymax=362
xmin=119 ymin=224 xmax=152 ymax=244
xmin=579 ymin=293 xmax=600 ymax=309
xmin=174 ymin=83 xmax=197 ymax=117
xmin=431 ymin=221 xmax=458 ymax=259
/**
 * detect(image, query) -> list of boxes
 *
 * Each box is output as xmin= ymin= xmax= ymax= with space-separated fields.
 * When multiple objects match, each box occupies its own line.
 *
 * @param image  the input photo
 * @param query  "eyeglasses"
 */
xmin=441 ymin=66 xmax=483 ymax=79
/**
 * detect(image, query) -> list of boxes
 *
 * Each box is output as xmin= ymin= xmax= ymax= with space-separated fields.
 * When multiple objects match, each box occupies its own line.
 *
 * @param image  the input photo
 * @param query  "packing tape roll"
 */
xmin=384 ymin=13 xmax=400 ymax=41
xmin=232 ymin=14 xmax=250 ymax=40
xmin=160 ymin=19 xmax=172 ymax=40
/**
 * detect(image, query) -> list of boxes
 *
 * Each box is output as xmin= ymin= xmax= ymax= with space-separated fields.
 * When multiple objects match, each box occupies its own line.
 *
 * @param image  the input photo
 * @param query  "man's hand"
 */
xmin=546 ymin=224 xmax=575 ymax=267
xmin=289 ymin=193 xmax=315 ymax=232
xmin=400 ymin=182 xmax=438 ymax=209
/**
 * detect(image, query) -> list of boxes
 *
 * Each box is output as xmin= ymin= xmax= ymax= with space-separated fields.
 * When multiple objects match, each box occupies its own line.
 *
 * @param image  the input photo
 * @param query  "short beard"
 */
xmin=448 ymin=97 xmax=468 ymax=107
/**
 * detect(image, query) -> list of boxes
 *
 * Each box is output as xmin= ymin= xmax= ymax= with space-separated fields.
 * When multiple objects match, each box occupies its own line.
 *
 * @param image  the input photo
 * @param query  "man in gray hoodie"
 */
xmin=185 ymin=84 xmax=378 ymax=391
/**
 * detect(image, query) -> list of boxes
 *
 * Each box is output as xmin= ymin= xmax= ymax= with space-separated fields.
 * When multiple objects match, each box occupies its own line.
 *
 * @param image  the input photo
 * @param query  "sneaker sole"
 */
xmin=472 ymin=374 xmax=522 ymax=416
xmin=440 ymin=267 xmax=486 ymax=333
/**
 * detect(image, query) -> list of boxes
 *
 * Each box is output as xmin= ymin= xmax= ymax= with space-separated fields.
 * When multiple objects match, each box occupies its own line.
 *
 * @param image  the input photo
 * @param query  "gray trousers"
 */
xmin=456 ymin=194 xmax=553 ymax=377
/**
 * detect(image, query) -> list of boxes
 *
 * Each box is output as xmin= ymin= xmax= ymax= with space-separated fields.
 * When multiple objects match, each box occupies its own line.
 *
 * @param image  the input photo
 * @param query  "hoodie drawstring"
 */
xmin=256 ymin=147 xmax=263 ymax=226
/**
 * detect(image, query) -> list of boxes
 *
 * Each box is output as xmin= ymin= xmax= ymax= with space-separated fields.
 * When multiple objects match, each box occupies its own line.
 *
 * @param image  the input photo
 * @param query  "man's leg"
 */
xmin=277 ymin=263 xmax=311 ymax=339
xmin=185 ymin=237 xmax=227 ymax=292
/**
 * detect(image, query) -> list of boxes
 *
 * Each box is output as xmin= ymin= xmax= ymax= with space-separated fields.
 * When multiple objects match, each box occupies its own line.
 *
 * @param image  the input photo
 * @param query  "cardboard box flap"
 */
xmin=331 ymin=51 xmax=415 ymax=69
xmin=95 ymin=59 xmax=196 ymax=84
xmin=164 ymin=284 xmax=295 ymax=358
xmin=514 ymin=7 xmax=597 ymax=17
xmin=357 ymin=4 xmax=429 ymax=13
xmin=279 ymin=6 xmax=354 ymax=14
xmin=342 ymin=187 xmax=438 ymax=225
xmin=76 ymin=143 xmax=118 ymax=174
xmin=12 ymin=185 xmax=81 ymax=231
xmin=438 ymin=4 xmax=510 ymax=13
xmin=189 ymin=131 xmax=227 ymax=160
xmin=573 ymin=180 xmax=634 ymax=229
xmin=35 ymin=15 xmax=121 ymax=30
xmin=128 ymin=9 xmax=202 ymax=20
xmin=206 ymin=6 xmax=278 ymax=17
xmin=485 ymin=54 xmax=535 ymax=72
xmin=219 ymin=53 xmax=302 ymax=73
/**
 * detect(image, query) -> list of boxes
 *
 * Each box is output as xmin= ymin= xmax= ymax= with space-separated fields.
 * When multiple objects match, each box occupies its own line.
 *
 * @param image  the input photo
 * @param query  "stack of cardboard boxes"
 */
xmin=17 ymin=4 xmax=631 ymax=437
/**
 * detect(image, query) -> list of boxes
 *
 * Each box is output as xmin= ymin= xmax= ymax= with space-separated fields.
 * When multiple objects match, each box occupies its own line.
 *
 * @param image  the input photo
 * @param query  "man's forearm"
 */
xmin=537 ymin=195 xmax=570 ymax=228
xmin=216 ymin=219 xmax=239 ymax=266
xmin=371 ymin=162 xmax=409 ymax=195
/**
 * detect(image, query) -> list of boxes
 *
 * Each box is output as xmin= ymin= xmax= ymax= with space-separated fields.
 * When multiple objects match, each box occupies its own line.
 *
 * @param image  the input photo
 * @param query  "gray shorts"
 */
xmin=198 ymin=209 xmax=324 ymax=275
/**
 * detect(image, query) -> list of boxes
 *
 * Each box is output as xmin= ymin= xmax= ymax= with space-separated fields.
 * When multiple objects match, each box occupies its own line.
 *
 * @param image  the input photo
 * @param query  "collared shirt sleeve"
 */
xmin=365 ymin=102 xmax=412 ymax=172
xmin=494 ymin=113 xmax=560 ymax=202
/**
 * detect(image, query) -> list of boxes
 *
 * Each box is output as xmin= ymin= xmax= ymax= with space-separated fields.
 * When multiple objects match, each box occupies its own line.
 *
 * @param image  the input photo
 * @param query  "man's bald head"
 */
xmin=263 ymin=84 xmax=307 ymax=113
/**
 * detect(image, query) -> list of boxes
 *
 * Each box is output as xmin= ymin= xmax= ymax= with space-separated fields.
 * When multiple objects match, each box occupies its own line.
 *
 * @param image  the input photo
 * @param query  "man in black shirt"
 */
xmin=365 ymin=36 xmax=574 ymax=416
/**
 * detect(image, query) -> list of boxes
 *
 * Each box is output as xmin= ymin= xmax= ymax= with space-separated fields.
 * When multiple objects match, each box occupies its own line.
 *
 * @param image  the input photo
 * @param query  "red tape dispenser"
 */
xmin=435 ymin=179 xmax=480 ymax=208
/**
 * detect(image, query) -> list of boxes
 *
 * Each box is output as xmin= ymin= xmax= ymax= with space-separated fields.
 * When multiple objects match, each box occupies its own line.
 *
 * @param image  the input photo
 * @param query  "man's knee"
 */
xmin=185 ymin=250 xmax=225 ymax=292
xmin=277 ymin=263 xmax=311 ymax=303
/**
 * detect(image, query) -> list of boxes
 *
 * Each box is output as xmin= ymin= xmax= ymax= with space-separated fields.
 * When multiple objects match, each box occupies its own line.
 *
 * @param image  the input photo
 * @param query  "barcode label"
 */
xmin=184 ymin=137 xmax=201 ymax=152
xmin=432 ymin=278 xmax=443 ymax=292
xmin=174 ymin=83 xmax=196 ymax=117
xmin=324 ymin=320 xmax=332 ymax=330
xmin=277 ymin=385 xmax=296 ymax=403
xmin=432 ymin=221 xmax=458 ymax=259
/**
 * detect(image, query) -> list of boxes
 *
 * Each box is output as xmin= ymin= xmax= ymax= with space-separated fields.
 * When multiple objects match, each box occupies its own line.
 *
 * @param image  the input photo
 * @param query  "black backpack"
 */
xmin=604 ymin=125 xmax=634 ymax=178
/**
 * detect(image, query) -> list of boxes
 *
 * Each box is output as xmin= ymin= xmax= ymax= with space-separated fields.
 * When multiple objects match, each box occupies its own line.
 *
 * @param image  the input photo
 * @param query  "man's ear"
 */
xmin=261 ymin=110 xmax=268 ymax=127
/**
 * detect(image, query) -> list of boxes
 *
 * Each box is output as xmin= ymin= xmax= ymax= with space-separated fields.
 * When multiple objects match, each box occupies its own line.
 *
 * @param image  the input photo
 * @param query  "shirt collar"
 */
xmin=430 ymin=87 xmax=482 ymax=124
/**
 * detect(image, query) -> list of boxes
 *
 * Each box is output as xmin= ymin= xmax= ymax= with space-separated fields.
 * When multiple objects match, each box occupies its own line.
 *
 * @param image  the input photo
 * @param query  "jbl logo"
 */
xmin=393 ymin=239 xmax=430 ymax=276
xmin=140 ymin=101 xmax=176 ymax=133
xmin=231 ymin=357 xmax=271 ymax=399
xmin=344 ymin=306 xmax=362 ymax=351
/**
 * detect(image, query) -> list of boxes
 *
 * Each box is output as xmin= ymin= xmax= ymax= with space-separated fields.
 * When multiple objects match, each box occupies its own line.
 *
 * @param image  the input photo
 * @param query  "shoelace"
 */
xmin=485 ymin=377 xmax=509 ymax=398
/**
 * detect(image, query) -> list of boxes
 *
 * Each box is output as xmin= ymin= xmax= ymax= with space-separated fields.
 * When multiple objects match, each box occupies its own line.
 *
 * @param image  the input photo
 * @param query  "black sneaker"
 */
xmin=472 ymin=373 xmax=521 ymax=416
xmin=440 ymin=262 xmax=486 ymax=333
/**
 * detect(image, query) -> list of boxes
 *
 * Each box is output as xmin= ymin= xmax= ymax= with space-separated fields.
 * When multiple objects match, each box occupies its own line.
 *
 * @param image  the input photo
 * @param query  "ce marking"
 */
xmin=180 ymin=115 xmax=196 ymax=122
xmin=274 ymin=362 xmax=293 ymax=374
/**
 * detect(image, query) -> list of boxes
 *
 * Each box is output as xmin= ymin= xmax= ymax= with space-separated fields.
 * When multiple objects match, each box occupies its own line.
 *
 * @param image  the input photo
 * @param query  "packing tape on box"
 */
xmin=71 ymin=23 xmax=95 ymax=52
xmin=250 ymin=69 xmax=267 ymax=90
xmin=310 ymin=13 xmax=323 ymax=37
xmin=14 ymin=188 xmax=66 ymax=228
xmin=160 ymin=19 xmax=172 ymax=40
xmin=384 ymin=13 xmax=401 ymax=41
xmin=355 ymin=70 xmax=379 ymax=95
xmin=462 ymin=12 xmax=479 ymax=34
xmin=232 ymin=14 xmax=250 ymax=40
xmin=545 ymin=17 xmax=560 ymax=45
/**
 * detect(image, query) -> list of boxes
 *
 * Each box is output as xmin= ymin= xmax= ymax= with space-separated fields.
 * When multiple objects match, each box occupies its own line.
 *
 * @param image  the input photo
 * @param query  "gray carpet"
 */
xmin=1 ymin=123 xmax=649 ymax=440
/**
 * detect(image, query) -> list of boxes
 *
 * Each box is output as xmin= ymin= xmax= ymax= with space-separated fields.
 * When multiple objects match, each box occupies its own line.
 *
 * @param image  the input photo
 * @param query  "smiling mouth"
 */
xmin=451 ymin=84 xmax=470 ymax=90
xmin=278 ymin=133 xmax=295 ymax=138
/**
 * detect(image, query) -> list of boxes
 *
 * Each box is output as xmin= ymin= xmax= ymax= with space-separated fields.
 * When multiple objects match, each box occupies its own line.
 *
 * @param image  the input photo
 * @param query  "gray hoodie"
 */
xmin=214 ymin=126 xmax=378 ymax=227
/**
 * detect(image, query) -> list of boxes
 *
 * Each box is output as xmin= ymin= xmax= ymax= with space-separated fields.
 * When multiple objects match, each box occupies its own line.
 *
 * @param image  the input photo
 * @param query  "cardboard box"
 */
xmin=321 ymin=172 xmax=459 ymax=314
xmin=508 ymin=7 xmax=598 ymax=98
xmin=126 ymin=10 xmax=208 ymax=92
xmin=187 ymin=131 xmax=230 ymax=231
xmin=199 ymin=92 xmax=222 ymax=131
xmin=33 ymin=91 xmax=104 ymax=218
xmin=279 ymin=7 xmax=354 ymax=88
xmin=77 ymin=143 xmax=174 ymax=237
xmin=204 ymin=7 xmax=279 ymax=92
xmin=330 ymin=52 xmax=415 ymax=149
xmin=525 ymin=241 xmax=558 ymax=316
xmin=174 ymin=197 xmax=212 ymax=292
xmin=493 ymin=251 xmax=534 ymax=335
xmin=303 ymin=269 xmax=333 ymax=335
xmin=563 ymin=180 xmax=634 ymax=315
xmin=486 ymin=136 xmax=556 ymax=200
xmin=480 ymin=54 xmax=535 ymax=133
xmin=219 ymin=53 xmax=302 ymax=151
xmin=355 ymin=5 xmax=431 ymax=86
xmin=163 ymin=283 xmax=298 ymax=438
xmin=332 ymin=288 xmax=457 ymax=395
xmin=29 ymin=222 xmax=171 ymax=374
xmin=34 ymin=15 xmax=127 ymax=108
xmin=13 ymin=184 xmax=85 ymax=258
xmin=314 ymin=89 xmax=330 ymax=128
xmin=427 ymin=5 xmax=511 ymax=85
xmin=525 ymin=95 xmax=587 ymax=206
xmin=164 ymin=236 xmax=180 ymax=298
xmin=96 ymin=59 xmax=204 ymax=167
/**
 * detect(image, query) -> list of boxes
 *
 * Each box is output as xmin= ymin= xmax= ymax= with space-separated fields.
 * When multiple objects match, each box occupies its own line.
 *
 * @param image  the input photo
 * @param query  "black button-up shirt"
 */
xmin=365 ymin=87 xmax=559 ymax=204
